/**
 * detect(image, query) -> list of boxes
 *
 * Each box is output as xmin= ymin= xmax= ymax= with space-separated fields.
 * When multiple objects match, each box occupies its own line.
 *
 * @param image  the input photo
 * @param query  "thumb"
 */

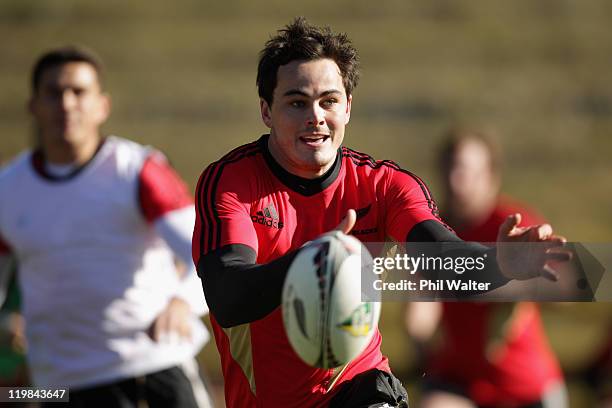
xmin=335 ymin=209 xmax=356 ymax=234
xmin=497 ymin=213 xmax=521 ymax=240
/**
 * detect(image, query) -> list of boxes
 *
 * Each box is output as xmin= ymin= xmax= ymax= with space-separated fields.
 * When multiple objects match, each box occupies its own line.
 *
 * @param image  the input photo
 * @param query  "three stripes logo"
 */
xmin=251 ymin=203 xmax=284 ymax=229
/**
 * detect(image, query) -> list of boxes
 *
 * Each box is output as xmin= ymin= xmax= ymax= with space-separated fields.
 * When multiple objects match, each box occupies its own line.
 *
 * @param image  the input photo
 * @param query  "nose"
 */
xmin=60 ymin=90 xmax=78 ymax=111
xmin=306 ymin=103 xmax=325 ymax=127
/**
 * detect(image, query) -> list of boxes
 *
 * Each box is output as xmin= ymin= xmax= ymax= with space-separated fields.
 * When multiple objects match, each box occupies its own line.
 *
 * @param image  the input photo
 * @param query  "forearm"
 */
xmin=0 ymin=253 xmax=16 ymax=308
xmin=197 ymin=244 xmax=298 ymax=328
xmin=154 ymin=207 xmax=208 ymax=315
xmin=406 ymin=220 xmax=510 ymax=293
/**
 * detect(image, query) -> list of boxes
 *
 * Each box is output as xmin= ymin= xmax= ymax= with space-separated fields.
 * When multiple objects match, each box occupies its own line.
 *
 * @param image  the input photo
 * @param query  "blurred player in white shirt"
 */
xmin=0 ymin=46 xmax=212 ymax=408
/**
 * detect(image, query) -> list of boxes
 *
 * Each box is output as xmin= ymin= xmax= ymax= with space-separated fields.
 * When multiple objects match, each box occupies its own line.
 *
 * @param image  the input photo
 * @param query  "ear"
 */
xmin=27 ymin=97 xmax=36 ymax=115
xmin=491 ymin=172 xmax=502 ymax=193
xmin=260 ymin=98 xmax=273 ymax=128
xmin=345 ymin=94 xmax=352 ymax=125
xmin=97 ymin=93 xmax=112 ymax=124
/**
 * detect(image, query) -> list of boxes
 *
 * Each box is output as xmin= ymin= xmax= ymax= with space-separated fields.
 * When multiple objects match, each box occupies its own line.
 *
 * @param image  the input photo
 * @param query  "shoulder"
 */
xmin=209 ymin=139 xmax=262 ymax=171
xmin=341 ymin=146 xmax=431 ymax=190
xmin=342 ymin=146 xmax=392 ymax=171
xmin=105 ymin=135 xmax=151 ymax=162
xmin=0 ymin=152 xmax=34 ymax=230
xmin=103 ymin=135 xmax=166 ymax=180
xmin=0 ymin=151 xmax=34 ymax=188
xmin=196 ymin=139 xmax=264 ymax=192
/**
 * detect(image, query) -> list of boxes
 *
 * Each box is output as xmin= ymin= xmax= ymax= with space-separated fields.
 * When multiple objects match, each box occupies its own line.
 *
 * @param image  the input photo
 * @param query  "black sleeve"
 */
xmin=197 ymin=244 xmax=298 ymax=328
xmin=406 ymin=220 xmax=510 ymax=292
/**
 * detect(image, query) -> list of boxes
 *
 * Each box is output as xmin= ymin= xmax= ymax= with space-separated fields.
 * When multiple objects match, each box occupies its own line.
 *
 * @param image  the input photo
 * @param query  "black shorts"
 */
xmin=41 ymin=365 xmax=201 ymax=408
xmin=329 ymin=369 xmax=409 ymax=408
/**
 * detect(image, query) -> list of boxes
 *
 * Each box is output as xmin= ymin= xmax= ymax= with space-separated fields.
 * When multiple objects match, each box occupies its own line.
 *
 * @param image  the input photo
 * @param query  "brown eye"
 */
xmin=322 ymin=99 xmax=337 ymax=107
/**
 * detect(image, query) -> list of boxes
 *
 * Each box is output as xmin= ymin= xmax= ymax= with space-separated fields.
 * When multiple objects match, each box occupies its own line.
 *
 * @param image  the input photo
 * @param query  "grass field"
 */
xmin=1 ymin=1 xmax=610 ymax=406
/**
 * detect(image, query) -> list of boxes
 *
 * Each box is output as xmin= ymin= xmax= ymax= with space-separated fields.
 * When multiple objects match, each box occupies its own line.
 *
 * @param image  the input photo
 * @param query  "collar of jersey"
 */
xmin=31 ymin=138 xmax=107 ymax=182
xmin=260 ymin=134 xmax=342 ymax=197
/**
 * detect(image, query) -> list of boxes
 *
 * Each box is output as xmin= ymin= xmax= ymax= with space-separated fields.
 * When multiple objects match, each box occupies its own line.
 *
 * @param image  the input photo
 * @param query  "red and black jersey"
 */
xmin=430 ymin=199 xmax=563 ymax=406
xmin=193 ymin=135 xmax=443 ymax=407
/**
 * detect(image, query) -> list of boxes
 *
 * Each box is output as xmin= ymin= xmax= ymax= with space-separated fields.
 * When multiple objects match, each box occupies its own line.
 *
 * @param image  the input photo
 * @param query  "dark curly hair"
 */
xmin=257 ymin=17 xmax=360 ymax=106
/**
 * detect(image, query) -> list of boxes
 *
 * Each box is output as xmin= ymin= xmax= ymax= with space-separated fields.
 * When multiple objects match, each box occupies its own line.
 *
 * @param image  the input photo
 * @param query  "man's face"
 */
xmin=29 ymin=62 xmax=109 ymax=150
xmin=445 ymin=140 xmax=499 ymax=207
xmin=260 ymin=58 xmax=352 ymax=179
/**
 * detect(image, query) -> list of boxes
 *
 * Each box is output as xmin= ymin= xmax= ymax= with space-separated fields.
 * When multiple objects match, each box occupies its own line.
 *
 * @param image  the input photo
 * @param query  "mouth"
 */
xmin=59 ymin=117 xmax=76 ymax=129
xmin=299 ymin=133 xmax=330 ymax=147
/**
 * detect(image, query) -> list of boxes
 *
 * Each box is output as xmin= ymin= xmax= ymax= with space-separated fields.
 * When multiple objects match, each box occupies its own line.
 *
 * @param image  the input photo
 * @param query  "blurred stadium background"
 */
xmin=1 ymin=1 xmax=610 ymax=406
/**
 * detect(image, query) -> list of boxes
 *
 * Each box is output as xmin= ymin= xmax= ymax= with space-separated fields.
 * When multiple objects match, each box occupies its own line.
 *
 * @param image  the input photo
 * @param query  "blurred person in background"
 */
xmin=0 ymin=259 xmax=27 ymax=388
xmin=0 ymin=155 xmax=28 ymax=390
xmin=405 ymin=127 xmax=568 ymax=408
xmin=583 ymin=324 xmax=612 ymax=407
xmin=0 ymin=261 xmax=31 ymax=408
xmin=0 ymin=46 xmax=212 ymax=407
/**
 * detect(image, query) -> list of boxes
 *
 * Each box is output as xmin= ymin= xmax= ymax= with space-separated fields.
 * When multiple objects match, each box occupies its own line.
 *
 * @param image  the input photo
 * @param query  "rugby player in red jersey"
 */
xmin=192 ymin=18 xmax=569 ymax=407
xmin=406 ymin=128 xmax=568 ymax=408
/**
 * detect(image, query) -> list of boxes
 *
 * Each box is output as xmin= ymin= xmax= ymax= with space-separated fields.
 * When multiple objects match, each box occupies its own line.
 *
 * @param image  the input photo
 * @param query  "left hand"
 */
xmin=147 ymin=297 xmax=192 ymax=342
xmin=496 ymin=213 xmax=571 ymax=281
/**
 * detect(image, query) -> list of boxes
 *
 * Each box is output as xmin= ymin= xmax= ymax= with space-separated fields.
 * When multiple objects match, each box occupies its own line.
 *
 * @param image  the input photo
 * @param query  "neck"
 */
xmin=41 ymin=134 xmax=101 ymax=165
xmin=445 ymin=196 xmax=498 ymax=230
xmin=260 ymin=134 xmax=342 ymax=197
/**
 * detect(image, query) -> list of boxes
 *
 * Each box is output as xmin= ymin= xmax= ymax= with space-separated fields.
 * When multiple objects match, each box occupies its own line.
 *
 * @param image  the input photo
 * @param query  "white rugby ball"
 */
xmin=282 ymin=231 xmax=381 ymax=369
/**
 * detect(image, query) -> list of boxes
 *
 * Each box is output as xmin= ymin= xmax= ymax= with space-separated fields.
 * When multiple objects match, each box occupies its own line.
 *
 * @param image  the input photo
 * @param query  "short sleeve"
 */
xmin=192 ymin=161 xmax=258 ymax=266
xmin=139 ymin=153 xmax=193 ymax=223
xmin=382 ymin=167 xmax=446 ymax=242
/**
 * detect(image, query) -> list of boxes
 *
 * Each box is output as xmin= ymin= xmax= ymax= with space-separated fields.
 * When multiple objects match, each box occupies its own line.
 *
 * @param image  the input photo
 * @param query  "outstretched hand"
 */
xmin=496 ymin=213 xmax=571 ymax=281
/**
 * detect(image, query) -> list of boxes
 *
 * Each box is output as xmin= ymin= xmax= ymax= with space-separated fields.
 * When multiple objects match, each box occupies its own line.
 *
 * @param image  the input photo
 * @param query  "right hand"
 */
xmin=335 ymin=209 xmax=356 ymax=234
xmin=147 ymin=297 xmax=192 ymax=342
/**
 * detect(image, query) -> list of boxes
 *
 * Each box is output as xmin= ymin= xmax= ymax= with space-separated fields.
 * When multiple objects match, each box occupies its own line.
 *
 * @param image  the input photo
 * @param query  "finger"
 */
xmin=166 ymin=312 xmax=177 ymax=335
xmin=539 ymin=238 xmax=569 ymax=252
xmin=147 ymin=321 xmax=158 ymax=341
xmin=543 ymin=235 xmax=567 ymax=245
xmin=152 ymin=313 xmax=169 ymax=341
xmin=549 ymin=234 xmax=567 ymax=245
xmin=168 ymin=312 xmax=191 ymax=339
xmin=335 ymin=209 xmax=356 ymax=234
xmin=165 ymin=299 xmax=193 ymax=340
xmin=541 ymin=264 xmax=559 ymax=282
xmin=545 ymin=250 xmax=573 ymax=262
xmin=180 ymin=321 xmax=192 ymax=340
xmin=497 ymin=213 xmax=521 ymax=240
xmin=534 ymin=224 xmax=553 ymax=240
xmin=152 ymin=321 xmax=163 ymax=342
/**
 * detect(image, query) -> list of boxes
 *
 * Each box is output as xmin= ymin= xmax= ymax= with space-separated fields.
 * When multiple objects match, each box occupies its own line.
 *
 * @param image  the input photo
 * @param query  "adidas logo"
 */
xmin=251 ymin=203 xmax=284 ymax=229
